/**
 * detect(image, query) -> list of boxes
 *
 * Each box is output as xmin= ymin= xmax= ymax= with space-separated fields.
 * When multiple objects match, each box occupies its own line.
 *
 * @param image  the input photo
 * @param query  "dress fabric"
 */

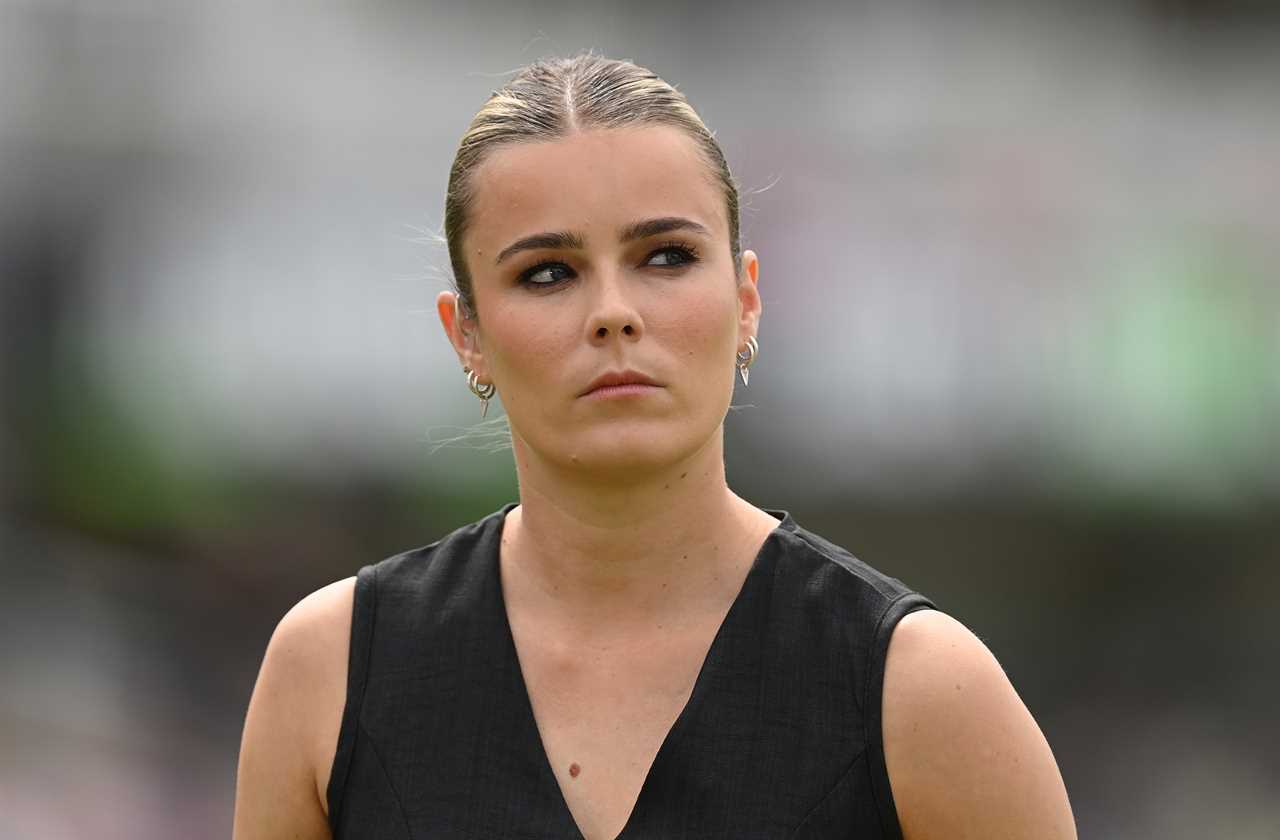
xmin=326 ymin=503 xmax=936 ymax=839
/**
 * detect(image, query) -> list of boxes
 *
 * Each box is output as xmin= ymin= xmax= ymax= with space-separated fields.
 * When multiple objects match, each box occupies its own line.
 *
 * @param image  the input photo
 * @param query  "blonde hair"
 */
xmin=444 ymin=52 xmax=742 ymax=317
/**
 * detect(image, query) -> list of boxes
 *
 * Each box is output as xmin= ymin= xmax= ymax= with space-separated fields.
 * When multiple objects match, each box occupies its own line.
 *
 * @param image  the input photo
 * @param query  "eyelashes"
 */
xmin=516 ymin=241 xmax=701 ymax=289
xmin=645 ymin=240 xmax=701 ymax=269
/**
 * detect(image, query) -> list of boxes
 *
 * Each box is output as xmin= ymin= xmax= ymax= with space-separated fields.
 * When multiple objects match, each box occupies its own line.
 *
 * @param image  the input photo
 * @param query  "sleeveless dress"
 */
xmin=326 ymin=503 xmax=936 ymax=839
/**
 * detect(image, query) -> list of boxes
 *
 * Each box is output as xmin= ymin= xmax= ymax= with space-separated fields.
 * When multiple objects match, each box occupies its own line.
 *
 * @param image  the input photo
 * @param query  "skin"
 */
xmin=439 ymin=124 xmax=771 ymax=612
xmin=232 ymin=124 xmax=1077 ymax=840
xmin=884 ymin=611 xmax=1078 ymax=839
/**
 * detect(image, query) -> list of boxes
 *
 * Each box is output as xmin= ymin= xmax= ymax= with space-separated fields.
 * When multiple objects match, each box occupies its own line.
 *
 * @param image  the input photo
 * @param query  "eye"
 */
xmin=517 ymin=243 xmax=700 ymax=288
xmin=646 ymin=242 xmax=700 ymax=268
xmin=518 ymin=261 xmax=576 ymax=288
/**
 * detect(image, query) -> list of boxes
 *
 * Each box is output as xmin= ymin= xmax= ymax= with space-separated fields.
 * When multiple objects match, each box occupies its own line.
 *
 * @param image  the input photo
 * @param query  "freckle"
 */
xmin=680 ymin=472 xmax=687 ymax=479
xmin=682 ymin=554 xmax=688 ymax=560
xmin=955 ymin=683 xmax=962 ymax=691
xmin=569 ymin=762 xmax=581 ymax=778
xmin=664 ymin=483 xmax=670 ymax=490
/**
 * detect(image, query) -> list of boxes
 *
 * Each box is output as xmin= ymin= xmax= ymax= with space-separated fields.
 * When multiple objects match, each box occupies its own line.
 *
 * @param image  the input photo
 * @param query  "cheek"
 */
xmin=485 ymin=303 xmax=571 ymax=383
xmin=659 ymin=284 xmax=738 ymax=365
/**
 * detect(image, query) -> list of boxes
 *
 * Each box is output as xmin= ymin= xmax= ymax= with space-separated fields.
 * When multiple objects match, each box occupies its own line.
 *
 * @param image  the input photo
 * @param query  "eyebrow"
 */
xmin=494 ymin=216 xmax=712 ymax=266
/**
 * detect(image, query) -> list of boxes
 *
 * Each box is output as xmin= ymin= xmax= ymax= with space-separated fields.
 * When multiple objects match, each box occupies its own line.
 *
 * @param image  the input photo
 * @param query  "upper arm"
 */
xmin=233 ymin=576 xmax=356 ymax=840
xmin=882 ymin=610 xmax=1077 ymax=840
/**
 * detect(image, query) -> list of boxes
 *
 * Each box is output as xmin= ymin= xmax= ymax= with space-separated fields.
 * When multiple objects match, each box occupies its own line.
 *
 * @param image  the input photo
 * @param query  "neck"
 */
xmin=501 ymin=427 xmax=774 ymax=629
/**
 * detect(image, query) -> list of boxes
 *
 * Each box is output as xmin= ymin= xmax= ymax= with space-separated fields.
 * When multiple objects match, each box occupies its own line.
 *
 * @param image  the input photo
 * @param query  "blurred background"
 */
xmin=1 ymin=0 xmax=1277 ymax=837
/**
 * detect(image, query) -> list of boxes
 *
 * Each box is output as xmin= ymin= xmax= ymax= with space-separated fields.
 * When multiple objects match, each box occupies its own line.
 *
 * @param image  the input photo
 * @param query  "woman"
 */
xmin=234 ymin=54 xmax=1077 ymax=839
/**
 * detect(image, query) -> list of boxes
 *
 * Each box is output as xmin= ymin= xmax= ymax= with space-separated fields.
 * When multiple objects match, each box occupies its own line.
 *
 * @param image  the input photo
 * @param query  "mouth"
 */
xmin=580 ymin=370 xmax=663 ymax=397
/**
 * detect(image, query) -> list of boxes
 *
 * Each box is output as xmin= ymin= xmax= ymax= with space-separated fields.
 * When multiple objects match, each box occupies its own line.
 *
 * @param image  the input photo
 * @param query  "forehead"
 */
xmin=466 ymin=125 xmax=727 ymax=261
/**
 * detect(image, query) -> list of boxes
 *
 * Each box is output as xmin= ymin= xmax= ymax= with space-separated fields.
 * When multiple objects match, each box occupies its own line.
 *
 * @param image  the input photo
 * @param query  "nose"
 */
xmin=585 ymin=271 xmax=644 ymax=345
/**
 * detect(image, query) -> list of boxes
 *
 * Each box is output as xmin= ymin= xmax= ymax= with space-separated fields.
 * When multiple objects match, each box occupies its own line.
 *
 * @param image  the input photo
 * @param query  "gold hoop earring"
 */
xmin=736 ymin=335 xmax=759 ymax=387
xmin=463 ymin=366 xmax=496 ymax=418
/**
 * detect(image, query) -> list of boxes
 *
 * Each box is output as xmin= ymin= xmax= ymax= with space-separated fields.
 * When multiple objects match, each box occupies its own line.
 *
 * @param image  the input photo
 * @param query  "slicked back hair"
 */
xmin=444 ymin=53 xmax=742 ymax=318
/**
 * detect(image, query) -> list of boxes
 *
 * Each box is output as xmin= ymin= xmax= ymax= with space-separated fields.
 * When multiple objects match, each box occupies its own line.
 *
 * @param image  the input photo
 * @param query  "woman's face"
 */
xmin=438 ymin=125 xmax=761 ymax=479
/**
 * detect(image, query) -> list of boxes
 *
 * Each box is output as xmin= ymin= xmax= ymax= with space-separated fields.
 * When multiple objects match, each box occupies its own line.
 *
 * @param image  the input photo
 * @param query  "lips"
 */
xmin=580 ymin=369 xmax=662 ymax=396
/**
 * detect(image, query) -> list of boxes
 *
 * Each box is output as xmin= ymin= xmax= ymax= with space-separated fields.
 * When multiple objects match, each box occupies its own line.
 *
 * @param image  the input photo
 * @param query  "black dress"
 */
xmin=327 ymin=503 xmax=935 ymax=839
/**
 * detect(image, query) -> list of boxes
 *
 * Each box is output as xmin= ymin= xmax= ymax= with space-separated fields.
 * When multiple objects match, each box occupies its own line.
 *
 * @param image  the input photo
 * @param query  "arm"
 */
xmin=233 ymin=577 xmax=355 ymax=840
xmin=882 ymin=610 xmax=1077 ymax=840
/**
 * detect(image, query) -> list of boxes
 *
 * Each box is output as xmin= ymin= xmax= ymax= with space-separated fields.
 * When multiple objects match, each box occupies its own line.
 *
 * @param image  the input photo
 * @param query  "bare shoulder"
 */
xmin=233 ymin=576 xmax=356 ymax=840
xmin=273 ymin=575 xmax=358 ymax=692
xmin=882 ymin=610 xmax=1077 ymax=840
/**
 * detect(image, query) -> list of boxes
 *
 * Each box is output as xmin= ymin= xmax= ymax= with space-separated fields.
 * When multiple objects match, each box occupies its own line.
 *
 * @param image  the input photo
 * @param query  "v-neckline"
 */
xmin=486 ymin=502 xmax=792 ymax=840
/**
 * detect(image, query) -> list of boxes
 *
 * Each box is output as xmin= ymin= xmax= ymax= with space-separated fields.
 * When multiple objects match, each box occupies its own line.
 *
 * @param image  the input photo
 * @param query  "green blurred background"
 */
xmin=1 ymin=1 xmax=1277 ymax=838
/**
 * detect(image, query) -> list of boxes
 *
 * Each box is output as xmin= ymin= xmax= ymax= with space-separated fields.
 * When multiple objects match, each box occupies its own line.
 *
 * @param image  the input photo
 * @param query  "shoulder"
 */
xmin=774 ymin=519 xmax=925 ymax=607
xmin=271 ymin=576 xmax=357 ymax=790
xmin=234 ymin=577 xmax=356 ymax=837
xmin=882 ymin=610 xmax=1077 ymax=839
xmin=364 ymin=506 xmax=509 ymax=595
xmin=268 ymin=575 xmax=357 ymax=690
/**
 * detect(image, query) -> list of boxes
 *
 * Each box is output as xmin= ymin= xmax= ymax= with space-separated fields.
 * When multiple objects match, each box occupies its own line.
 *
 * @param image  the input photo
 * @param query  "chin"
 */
xmin=552 ymin=419 xmax=717 ymax=478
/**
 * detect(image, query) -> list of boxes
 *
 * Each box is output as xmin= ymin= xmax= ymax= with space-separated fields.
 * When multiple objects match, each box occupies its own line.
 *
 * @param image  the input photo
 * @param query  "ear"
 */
xmin=436 ymin=290 xmax=489 ymax=377
xmin=736 ymin=249 xmax=762 ymax=344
